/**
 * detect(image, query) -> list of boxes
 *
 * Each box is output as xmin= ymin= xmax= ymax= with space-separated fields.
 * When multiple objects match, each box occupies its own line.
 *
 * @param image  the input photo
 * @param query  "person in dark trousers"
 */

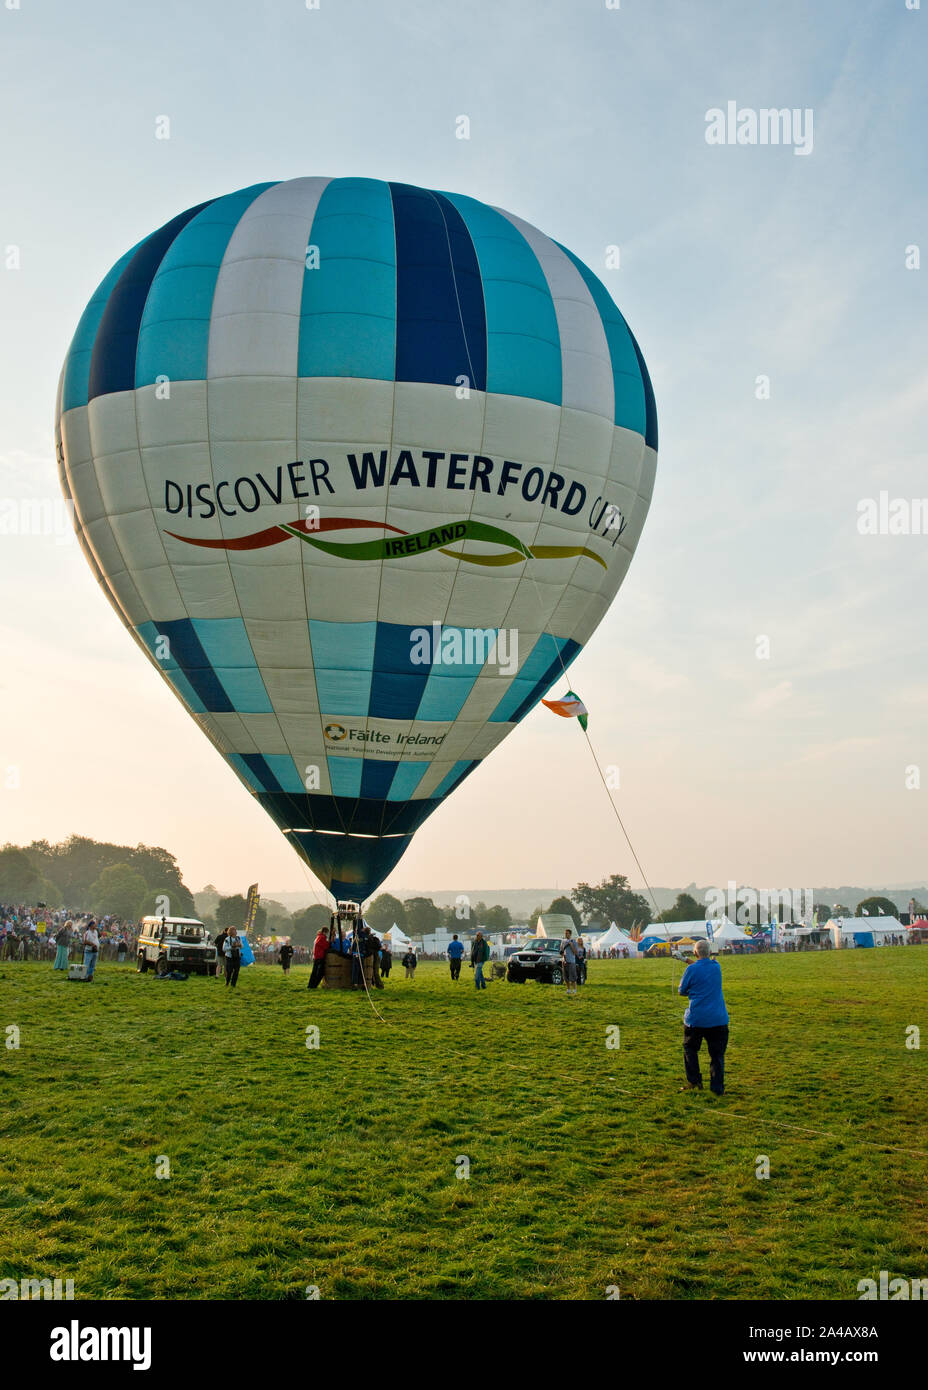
xmin=279 ymin=941 xmax=294 ymax=975
xmin=223 ymin=927 xmax=242 ymax=988
xmin=367 ymin=930 xmax=384 ymax=989
xmin=380 ymin=942 xmax=392 ymax=978
xmin=574 ymin=934 xmax=587 ymax=988
xmin=307 ymin=927 xmax=328 ymax=990
xmin=677 ymin=939 xmax=729 ymax=1095
xmin=447 ymin=933 xmax=465 ymax=980
xmin=402 ymin=948 xmax=417 ymax=980
xmin=559 ymin=927 xmax=580 ymax=998
xmin=470 ymin=931 xmax=490 ymax=989
xmin=82 ymin=920 xmax=100 ymax=982
xmin=351 ymin=923 xmax=368 ymax=989
xmin=351 ymin=923 xmax=384 ymax=990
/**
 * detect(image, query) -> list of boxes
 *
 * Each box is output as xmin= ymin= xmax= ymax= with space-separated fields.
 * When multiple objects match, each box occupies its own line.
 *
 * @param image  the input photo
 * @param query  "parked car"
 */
xmin=137 ymin=917 xmax=217 ymax=976
xmin=507 ymin=938 xmax=586 ymax=985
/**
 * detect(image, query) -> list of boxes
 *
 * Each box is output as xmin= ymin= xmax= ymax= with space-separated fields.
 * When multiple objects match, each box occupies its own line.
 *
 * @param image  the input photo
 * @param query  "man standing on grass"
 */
xmin=447 ymin=933 xmax=465 ymax=980
xmin=82 ymin=919 xmax=99 ymax=982
xmin=223 ymin=927 xmax=242 ymax=989
xmin=559 ymin=927 xmax=580 ymax=998
xmin=677 ymin=939 xmax=729 ymax=1095
xmin=307 ymin=926 xmax=328 ymax=990
xmin=470 ymin=931 xmax=490 ymax=990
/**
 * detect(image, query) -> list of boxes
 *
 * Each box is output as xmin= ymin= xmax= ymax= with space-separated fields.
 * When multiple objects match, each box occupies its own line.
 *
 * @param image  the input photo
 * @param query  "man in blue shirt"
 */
xmin=447 ymin=933 xmax=465 ymax=980
xmin=677 ymin=939 xmax=729 ymax=1094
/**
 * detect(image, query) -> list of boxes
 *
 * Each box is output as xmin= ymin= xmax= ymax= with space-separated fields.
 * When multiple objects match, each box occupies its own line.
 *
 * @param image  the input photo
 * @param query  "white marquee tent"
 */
xmin=595 ymin=922 xmax=640 ymax=955
xmin=641 ymin=919 xmax=712 ymax=942
xmin=639 ymin=918 xmax=743 ymax=954
xmin=538 ymin=913 xmax=575 ymax=940
xmin=827 ymin=916 xmax=906 ymax=949
xmin=710 ymin=919 xmax=754 ymax=947
xmin=383 ymin=923 xmax=411 ymax=948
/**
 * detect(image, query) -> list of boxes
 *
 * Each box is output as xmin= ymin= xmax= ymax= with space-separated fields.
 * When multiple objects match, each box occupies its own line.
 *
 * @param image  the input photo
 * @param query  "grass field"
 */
xmin=1 ymin=950 xmax=926 ymax=1300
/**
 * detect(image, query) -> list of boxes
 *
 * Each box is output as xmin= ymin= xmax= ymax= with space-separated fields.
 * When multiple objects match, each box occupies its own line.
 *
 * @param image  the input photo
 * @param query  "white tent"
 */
xmin=639 ymin=918 xmax=742 ymax=954
xmin=595 ymin=922 xmax=640 ymax=955
xmin=827 ymin=916 xmax=905 ymax=948
xmin=641 ymin=919 xmax=712 ymax=942
xmin=538 ymin=913 xmax=575 ymax=939
xmin=383 ymin=923 xmax=411 ymax=947
xmin=710 ymin=919 xmax=754 ymax=947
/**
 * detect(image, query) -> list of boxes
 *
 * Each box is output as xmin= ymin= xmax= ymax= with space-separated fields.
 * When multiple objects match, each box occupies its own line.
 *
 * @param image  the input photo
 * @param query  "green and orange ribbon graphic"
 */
xmin=165 ymin=516 xmax=607 ymax=569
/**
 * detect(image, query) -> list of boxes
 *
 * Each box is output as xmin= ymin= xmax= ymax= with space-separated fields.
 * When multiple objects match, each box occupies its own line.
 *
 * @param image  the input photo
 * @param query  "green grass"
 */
xmin=1 ymin=950 xmax=926 ymax=1300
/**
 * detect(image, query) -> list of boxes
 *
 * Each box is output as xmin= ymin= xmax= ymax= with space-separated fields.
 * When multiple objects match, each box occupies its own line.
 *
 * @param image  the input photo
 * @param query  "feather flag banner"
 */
xmin=541 ymin=691 xmax=589 ymax=731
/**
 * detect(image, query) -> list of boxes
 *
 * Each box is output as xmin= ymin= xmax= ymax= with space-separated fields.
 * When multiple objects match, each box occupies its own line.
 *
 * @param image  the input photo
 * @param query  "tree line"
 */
xmin=0 ymin=836 xmax=196 ymax=921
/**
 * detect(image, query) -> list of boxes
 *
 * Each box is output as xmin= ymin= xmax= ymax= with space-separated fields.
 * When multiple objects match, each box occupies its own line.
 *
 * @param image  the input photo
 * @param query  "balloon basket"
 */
xmin=322 ymin=951 xmax=373 ymax=990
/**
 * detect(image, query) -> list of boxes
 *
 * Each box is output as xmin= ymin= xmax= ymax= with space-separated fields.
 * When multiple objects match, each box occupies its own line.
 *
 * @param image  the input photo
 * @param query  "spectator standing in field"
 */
xmin=213 ymin=928 xmax=229 ymax=978
xmin=380 ymin=941 xmax=392 ymax=978
xmin=223 ymin=928 xmax=242 ymax=989
xmin=470 ymin=931 xmax=490 ymax=990
xmin=279 ymin=941 xmax=294 ymax=976
xmin=402 ymin=948 xmax=417 ymax=980
xmin=53 ymin=921 xmax=72 ymax=972
xmin=575 ymin=935 xmax=587 ymax=989
xmin=82 ymin=920 xmax=100 ymax=982
xmin=447 ymin=933 xmax=465 ymax=980
xmin=559 ymin=928 xmax=580 ymax=998
xmin=351 ymin=924 xmax=369 ymax=989
xmin=677 ymin=939 xmax=730 ymax=1095
xmin=366 ymin=928 xmax=385 ymax=990
xmin=116 ymin=932 xmax=128 ymax=964
xmin=307 ymin=927 xmax=328 ymax=990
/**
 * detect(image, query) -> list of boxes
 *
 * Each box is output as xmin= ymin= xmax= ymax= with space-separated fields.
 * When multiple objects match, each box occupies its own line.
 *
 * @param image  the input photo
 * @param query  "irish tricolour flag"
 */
xmin=541 ymin=691 xmax=589 ymax=731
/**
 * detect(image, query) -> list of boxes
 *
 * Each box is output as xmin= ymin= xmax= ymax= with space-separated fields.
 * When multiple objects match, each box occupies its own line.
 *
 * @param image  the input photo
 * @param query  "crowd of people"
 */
xmin=0 ymin=905 xmax=136 ymax=967
xmin=0 ymin=902 xmax=321 ymax=972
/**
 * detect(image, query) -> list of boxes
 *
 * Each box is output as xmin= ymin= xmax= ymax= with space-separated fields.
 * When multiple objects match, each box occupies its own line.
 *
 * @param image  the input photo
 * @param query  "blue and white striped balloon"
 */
xmin=56 ymin=177 xmax=657 ymax=901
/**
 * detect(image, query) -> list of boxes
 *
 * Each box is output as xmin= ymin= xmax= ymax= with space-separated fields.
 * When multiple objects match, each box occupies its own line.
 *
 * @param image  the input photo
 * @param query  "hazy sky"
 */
xmin=1 ymin=0 xmax=925 ymax=901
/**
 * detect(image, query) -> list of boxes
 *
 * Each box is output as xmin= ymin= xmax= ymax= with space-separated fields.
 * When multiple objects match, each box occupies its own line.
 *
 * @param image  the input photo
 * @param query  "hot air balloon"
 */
xmin=55 ymin=177 xmax=657 ymax=902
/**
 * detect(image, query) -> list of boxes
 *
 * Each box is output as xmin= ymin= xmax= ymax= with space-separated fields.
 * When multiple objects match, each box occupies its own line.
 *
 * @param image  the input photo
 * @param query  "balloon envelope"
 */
xmin=56 ymin=177 xmax=657 ymax=900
